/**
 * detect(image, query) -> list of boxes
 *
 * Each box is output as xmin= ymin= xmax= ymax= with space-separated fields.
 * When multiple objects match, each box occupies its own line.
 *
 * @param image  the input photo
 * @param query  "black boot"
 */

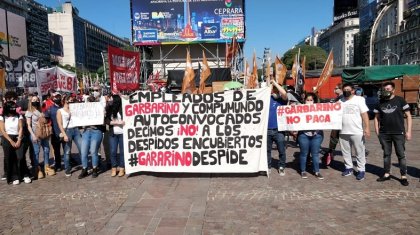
xmin=92 ymin=167 xmax=99 ymax=178
xmin=78 ymin=168 xmax=88 ymax=179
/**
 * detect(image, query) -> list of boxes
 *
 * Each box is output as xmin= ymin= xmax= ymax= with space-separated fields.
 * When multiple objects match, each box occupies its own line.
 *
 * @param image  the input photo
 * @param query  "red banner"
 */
xmin=108 ymin=46 xmax=140 ymax=93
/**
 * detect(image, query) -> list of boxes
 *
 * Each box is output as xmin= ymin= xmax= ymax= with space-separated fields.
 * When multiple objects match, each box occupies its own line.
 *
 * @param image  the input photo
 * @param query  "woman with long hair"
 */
xmin=0 ymin=101 xmax=31 ymax=184
xmin=105 ymin=94 xmax=125 ymax=177
xmin=26 ymin=95 xmax=54 ymax=179
xmin=298 ymin=93 xmax=324 ymax=179
xmin=57 ymin=95 xmax=82 ymax=177
xmin=78 ymin=95 xmax=106 ymax=179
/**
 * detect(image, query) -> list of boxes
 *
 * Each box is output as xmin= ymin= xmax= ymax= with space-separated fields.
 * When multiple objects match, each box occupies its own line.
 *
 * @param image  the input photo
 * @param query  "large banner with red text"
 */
xmin=277 ymin=103 xmax=343 ymax=131
xmin=123 ymin=87 xmax=271 ymax=174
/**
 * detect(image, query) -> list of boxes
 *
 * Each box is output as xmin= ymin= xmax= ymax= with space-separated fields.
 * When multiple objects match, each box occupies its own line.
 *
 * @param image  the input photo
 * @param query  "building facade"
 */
xmin=318 ymin=18 xmax=360 ymax=67
xmin=48 ymin=2 xmax=130 ymax=72
xmin=0 ymin=0 xmax=50 ymax=63
xmin=373 ymin=0 xmax=419 ymax=65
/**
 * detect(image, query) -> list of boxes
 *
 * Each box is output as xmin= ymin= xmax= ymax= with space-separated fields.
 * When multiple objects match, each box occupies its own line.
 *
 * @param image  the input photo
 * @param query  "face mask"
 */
xmin=93 ymin=91 xmax=100 ymax=98
xmin=53 ymin=98 xmax=61 ymax=105
xmin=306 ymin=100 xmax=314 ymax=105
xmin=381 ymin=90 xmax=392 ymax=99
xmin=31 ymin=101 xmax=40 ymax=107
xmin=343 ymin=91 xmax=352 ymax=97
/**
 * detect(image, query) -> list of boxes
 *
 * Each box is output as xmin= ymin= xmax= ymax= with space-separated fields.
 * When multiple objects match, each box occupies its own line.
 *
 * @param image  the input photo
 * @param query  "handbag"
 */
xmin=59 ymin=113 xmax=71 ymax=141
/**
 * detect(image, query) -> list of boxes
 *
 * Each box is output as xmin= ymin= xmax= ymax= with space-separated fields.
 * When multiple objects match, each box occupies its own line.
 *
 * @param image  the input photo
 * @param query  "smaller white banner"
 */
xmin=56 ymin=67 xmax=78 ymax=93
xmin=69 ymin=102 xmax=104 ymax=128
xmin=277 ymin=103 xmax=343 ymax=131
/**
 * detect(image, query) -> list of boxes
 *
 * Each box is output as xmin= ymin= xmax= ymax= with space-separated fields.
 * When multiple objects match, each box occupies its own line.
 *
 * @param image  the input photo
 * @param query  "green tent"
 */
xmin=342 ymin=65 xmax=420 ymax=83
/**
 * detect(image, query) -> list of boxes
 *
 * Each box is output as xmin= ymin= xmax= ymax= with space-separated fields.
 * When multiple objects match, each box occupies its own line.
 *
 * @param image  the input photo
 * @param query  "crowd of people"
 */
xmin=0 ymin=80 xmax=414 ymax=186
xmin=0 ymin=87 xmax=126 ymax=185
xmin=267 ymin=81 xmax=413 ymax=186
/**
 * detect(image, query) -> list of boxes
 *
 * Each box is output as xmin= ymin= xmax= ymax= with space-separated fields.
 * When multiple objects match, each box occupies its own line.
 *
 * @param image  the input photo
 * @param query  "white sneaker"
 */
xmin=12 ymin=180 xmax=20 ymax=185
xmin=279 ymin=167 xmax=285 ymax=176
xmin=23 ymin=177 xmax=32 ymax=184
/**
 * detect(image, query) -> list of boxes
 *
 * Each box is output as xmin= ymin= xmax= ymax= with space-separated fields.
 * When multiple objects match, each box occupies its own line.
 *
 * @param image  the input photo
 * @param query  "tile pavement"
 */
xmin=0 ymin=119 xmax=419 ymax=234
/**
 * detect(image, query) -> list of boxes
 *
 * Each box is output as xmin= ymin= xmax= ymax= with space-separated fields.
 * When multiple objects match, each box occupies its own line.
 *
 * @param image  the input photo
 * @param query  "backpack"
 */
xmin=35 ymin=114 xmax=52 ymax=139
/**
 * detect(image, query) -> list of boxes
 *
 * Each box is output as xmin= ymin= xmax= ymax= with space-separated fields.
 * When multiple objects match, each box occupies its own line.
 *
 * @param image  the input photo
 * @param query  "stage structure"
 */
xmin=130 ymin=0 xmax=246 ymax=88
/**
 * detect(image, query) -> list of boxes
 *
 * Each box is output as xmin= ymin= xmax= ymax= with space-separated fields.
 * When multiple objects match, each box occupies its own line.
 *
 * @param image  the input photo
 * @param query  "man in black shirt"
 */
xmin=374 ymin=81 xmax=412 ymax=186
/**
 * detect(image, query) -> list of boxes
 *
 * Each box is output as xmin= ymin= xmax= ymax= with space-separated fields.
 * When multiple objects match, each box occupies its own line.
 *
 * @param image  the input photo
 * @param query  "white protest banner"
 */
xmin=123 ymin=87 xmax=271 ymax=174
xmin=56 ymin=67 xmax=78 ymax=93
xmin=277 ymin=103 xmax=343 ymax=131
xmin=36 ymin=67 xmax=57 ymax=96
xmin=68 ymin=102 xmax=104 ymax=128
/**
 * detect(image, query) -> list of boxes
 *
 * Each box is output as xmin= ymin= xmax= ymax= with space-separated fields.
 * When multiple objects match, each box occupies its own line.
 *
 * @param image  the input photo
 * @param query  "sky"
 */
xmin=36 ymin=0 xmax=334 ymax=59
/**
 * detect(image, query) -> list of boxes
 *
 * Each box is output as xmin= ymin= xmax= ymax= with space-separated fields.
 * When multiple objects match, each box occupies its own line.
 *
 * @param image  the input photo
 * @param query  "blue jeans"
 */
xmin=109 ymin=134 xmax=124 ymax=168
xmin=378 ymin=133 xmax=407 ymax=175
xmin=81 ymin=129 xmax=103 ymax=169
xmin=63 ymin=128 xmax=82 ymax=171
xmin=30 ymin=135 xmax=50 ymax=167
xmin=298 ymin=132 xmax=323 ymax=173
xmin=267 ymin=129 xmax=286 ymax=169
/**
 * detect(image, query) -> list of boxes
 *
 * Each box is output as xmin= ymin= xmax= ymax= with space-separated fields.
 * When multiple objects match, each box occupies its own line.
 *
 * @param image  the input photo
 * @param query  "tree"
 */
xmin=282 ymin=45 xmax=328 ymax=70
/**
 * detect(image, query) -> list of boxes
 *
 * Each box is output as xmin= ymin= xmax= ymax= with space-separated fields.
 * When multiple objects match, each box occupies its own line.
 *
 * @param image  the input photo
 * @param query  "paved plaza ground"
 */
xmin=0 ymin=119 xmax=419 ymax=234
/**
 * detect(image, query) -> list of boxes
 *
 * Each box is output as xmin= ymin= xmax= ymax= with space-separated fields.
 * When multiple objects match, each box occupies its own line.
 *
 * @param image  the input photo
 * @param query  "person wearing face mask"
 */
xmin=57 ymin=95 xmax=82 ymax=177
xmin=45 ymin=92 xmax=64 ymax=172
xmin=26 ymin=95 xmax=54 ymax=179
xmin=0 ymin=101 xmax=31 ymax=184
xmin=339 ymin=83 xmax=370 ymax=181
xmin=374 ymin=81 xmax=412 ymax=186
xmin=297 ymin=93 xmax=324 ymax=179
xmin=267 ymin=79 xmax=288 ymax=176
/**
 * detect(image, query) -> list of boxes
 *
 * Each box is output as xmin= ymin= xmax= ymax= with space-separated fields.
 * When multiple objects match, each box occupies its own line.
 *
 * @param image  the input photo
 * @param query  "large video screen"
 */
xmin=131 ymin=0 xmax=245 ymax=45
xmin=50 ymin=32 xmax=64 ymax=57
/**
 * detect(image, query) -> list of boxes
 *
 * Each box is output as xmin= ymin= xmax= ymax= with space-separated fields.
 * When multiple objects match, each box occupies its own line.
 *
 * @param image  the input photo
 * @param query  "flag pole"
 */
xmin=295 ymin=48 xmax=300 ymax=92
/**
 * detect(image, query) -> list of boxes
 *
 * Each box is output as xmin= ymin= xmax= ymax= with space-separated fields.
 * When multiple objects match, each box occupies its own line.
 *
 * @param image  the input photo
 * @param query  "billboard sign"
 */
xmin=6 ymin=11 xmax=27 ymax=59
xmin=131 ymin=0 xmax=245 ymax=45
xmin=333 ymin=0 xmax=358 ymax=24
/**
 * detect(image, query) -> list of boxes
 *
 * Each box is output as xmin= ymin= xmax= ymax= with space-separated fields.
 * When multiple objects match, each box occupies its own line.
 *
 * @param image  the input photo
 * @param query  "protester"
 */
xmin=267 ymin=80 xmax=288 ymax=175
xmin=374 ymin=81 xmax=412 ymax=186
xmin=26 ymin=95 xmax=54 ymax=179
xmin=297 ymin=93 xmax=324 ymax=179
xmin=45 ymin=92 xmax=62 ymax=173
xmin=339 ymin=83 xmax=370 ymax=181
xmin=57 ymin=94 xmax=82 ymax=177
xmin=0 ymin=101 xmax=31 ymax=184
xmin=322 ymin=83 xmax=343 ymax=166
xmin=42 ymin=89 xmax=56 ymax=112
xmin=78 ymin=95 xmax=105 ymax=179
xmin=105 ymin=94 xmax=125 ymax=177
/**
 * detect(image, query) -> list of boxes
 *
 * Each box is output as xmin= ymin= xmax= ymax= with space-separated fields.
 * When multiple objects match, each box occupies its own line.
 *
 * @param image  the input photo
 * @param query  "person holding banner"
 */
xmin=105 ymin=94 xmax=125 ymax=177
xmin=26 ymin=95 xmax=53 ymax=179
xmin=322 ymin=84 xmax=343 ymax=166
xmin=78 ymin=96 xmax=106 ymax=179
xmin=57 ymin=95 xmax=82 ymax=177
xmin=339 ymin=83 xmax=370 ymax=181
xmin=297 ymin=93 xmax=324 ymax=179
xmin=267 ymin=80 xmax=288 ymax=175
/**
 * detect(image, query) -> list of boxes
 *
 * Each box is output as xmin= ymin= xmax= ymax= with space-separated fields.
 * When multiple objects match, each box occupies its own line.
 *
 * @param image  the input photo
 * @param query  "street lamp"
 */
xmin=384 ymin=47 xmax=400 ymax=65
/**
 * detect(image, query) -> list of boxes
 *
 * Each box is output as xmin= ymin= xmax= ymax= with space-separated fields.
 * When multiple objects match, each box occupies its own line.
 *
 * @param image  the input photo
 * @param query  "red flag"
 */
xmin=247 ymin=51 xmax=258 ymax=89
xmin=181 ymin=49 xmax=196 ymax=94
xmin=291 ymin=54 xmax=298 ymax=83
xmin=275 ymin=56 xmax=287 ymax=85
xmin=199 ymin=51 xmax=211 ymax=94
xmin=314 ymin=51 xmax=334 ymax=92
xmin=225 ymin=36 xmax=238 ymax=67
xmin=108 ymin=45 xmax=140 ymax=93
